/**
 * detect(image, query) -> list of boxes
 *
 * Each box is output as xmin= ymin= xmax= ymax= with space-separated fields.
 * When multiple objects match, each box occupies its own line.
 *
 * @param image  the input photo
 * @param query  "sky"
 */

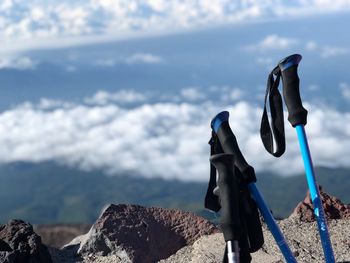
xmin=0 ymin=0 xmax=350 ymax=181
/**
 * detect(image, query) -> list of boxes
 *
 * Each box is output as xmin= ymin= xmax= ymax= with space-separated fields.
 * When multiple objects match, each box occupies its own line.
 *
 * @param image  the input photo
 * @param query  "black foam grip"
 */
xmin=215 ymin=123 xmax=264 ymax=253
xmin=210 ymin=153 xmax=241 ymax=242
xmin=217 ymin=122 xmax=256 ymax=183
xmin=280 ymin=65 xmax=308 ymax=127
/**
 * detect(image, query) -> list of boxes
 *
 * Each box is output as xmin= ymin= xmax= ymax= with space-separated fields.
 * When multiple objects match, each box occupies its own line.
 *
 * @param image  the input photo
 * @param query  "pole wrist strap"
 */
xmin=260 ymin=67 xmax=286 ymax=157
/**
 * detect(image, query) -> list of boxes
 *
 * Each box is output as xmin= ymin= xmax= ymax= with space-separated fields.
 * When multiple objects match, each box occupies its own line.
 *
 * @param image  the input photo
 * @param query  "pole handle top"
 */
xmin=211 ymin=111 xmax=229 ymax=133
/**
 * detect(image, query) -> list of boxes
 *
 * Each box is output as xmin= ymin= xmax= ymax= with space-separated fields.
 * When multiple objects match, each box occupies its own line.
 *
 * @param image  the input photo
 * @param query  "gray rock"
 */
xmin=0 ymin=219 xmax=52 ymax=263
xmin=65 ymin=204 xmax=219 ymax=263
xmin=161 ymin=217 xmax=350 ymax=263
xmin=160 ymin=233 xmax=281 ymax=263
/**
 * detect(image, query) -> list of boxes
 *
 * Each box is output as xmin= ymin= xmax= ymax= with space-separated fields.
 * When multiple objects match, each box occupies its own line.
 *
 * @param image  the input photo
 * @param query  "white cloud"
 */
xmin=94 ymin=59 xmax=116 ymax=67
xmin=55 ymin=5 xmax=91 ymax=35
xmin=66 ymin=65 xmax=77 ymax=72
xmin=0 ymin=56 xmax=38 ymax=70
xmin=311 ymin=0 xmax=350 ymax=9
xmin=340 ymin=82 xmax=350 ymax=101
xmin=307 ymin=84 xmax=320 ymax=91
xmin=94 ymin=54 xmax=162 ymax=66
xmin=303 ymin=40 xmax=350 ymax=58
xmin=256 ymin=57 xmax=273 ymax=65
xmin=246 ymin=34 xmax=299 ymax=51
xmin=181 ymin=87 xmax=206 ymax=101
xmin=252 ymin=37 xmax=349 ymax=60
xmin=84 ymin=90 xmax=147 ymax=105
xmin=0 ymin=0 xmax=13 ymax=11
xmin=305 ymin=41 xmax=318 ymax=51
xmin=221 ymin=88 xmax=244 ymax=101
xmin=229 ymin=89 xmax=244 ymax=100
xmin=208 ymin=86 xmax=244 ymax=101
xmin=1 ymin=1 xmax=350 ymax=53
xmin=321 ymin=46 xmax=349 ymax=58
xmin=256 ymin=57 xmax=274 ymax=69
xmin=125 ymin=53 xmax=163 ymax=64
xmin=146 ymin=0 xmax=167 ymax=12
xmin=1 ymin=90 xmax=349 ymax=181
xmin=37 ymin=98 xmax=74 ymax=110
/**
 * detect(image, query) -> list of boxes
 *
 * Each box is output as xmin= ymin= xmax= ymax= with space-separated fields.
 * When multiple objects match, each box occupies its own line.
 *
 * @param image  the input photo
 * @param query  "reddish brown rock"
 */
xmin=67 ymin=204 xmax=219 ymax=263
xmin=292 ymin=186 xmax=350 ymax=222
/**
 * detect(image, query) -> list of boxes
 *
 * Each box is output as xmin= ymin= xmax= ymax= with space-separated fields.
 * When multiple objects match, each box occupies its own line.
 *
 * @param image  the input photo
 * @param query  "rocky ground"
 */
xmin=1 ymin=188 xmax=349 ymax=263
xmin=161 ymin=216 xmax=350 ymax=263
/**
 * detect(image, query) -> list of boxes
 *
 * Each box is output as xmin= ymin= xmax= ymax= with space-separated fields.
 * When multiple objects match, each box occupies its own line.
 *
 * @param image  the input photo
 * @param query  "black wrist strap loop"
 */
xmin=204 ymin=132 xmax=221 ymax=212
xmin=260 ymin=67 xmax=286 ymax=157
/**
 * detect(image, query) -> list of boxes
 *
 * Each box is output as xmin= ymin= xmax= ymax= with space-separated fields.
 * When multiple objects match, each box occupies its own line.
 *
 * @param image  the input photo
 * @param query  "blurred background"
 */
xmin=0 ymin=0 xmax=349 ymax=225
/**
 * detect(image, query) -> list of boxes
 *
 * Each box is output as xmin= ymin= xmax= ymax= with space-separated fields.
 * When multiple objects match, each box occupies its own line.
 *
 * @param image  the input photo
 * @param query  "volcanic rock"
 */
xmin=292 ymin=186 xmax=350 ymax=222
xmin=65 ymin=204 xmax=219 ymax=263
xmin=0 ymin=219 xmax=52 ymax=263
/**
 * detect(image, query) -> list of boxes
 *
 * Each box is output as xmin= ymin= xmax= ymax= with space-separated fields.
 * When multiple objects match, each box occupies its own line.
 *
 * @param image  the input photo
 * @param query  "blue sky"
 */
xmin=0 ymin=1 xmax=350 ymax=181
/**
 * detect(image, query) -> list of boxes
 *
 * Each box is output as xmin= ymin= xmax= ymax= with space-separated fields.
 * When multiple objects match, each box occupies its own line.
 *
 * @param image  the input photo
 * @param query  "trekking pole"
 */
xmin=264 ymin=54 xmax=334 ymax=263
xmin=210 ymin=153 xmax=250 ymax=263
xmin=211 ymin=111 xmax=297 ymax=263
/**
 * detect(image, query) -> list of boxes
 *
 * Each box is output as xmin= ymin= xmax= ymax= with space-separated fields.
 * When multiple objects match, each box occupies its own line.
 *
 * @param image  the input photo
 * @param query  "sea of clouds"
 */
xmin=0 ymin=88 xmax=349 ymax=181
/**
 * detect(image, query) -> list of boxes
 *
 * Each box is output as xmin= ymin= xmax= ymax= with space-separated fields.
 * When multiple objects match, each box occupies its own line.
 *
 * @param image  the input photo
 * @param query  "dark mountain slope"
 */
xmin=0 ymin=162 xmax=348 ymax=223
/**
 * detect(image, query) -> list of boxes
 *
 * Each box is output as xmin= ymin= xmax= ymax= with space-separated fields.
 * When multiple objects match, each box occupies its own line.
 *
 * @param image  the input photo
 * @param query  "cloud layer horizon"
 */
xmin=1 ymin=89 xmax=349 ymax=181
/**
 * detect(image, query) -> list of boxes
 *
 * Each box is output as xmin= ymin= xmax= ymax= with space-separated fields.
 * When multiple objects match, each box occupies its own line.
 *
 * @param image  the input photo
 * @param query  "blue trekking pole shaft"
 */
xmin=296 ymin=125 xmax=334 ymax=262
xmin=278 ymin=54 xmax=335 ymax=263
xmin=212 ymin=112 xmax=297 ymax=263
xmin=248 ymin=183 xmax=296 ymax=263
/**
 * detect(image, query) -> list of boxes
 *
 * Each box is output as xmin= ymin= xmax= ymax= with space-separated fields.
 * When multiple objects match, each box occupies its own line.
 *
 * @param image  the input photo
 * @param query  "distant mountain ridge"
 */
xmin=0 ymin=161 xmax=348 ymax=224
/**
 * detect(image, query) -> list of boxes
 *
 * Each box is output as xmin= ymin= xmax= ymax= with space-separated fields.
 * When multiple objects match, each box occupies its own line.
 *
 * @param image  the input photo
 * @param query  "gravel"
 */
xmin=160 ymin=216 xmax=350 ymax=263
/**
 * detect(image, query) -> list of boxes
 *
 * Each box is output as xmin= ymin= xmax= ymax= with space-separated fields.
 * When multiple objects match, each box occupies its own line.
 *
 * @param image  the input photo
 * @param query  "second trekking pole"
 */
xmin=260 ymin=54 xmax=335 ymax=263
